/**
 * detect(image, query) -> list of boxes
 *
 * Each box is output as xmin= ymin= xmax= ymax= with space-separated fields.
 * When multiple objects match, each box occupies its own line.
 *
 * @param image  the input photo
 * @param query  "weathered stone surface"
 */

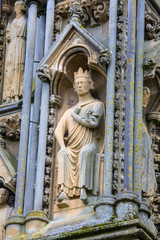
xmin=0 ymin=188 xmax=12 ymax=240
xmin=55 ymin=67 xmax=105 ymax=203
xmin=3 ymin=1 xmax=27 ymax=103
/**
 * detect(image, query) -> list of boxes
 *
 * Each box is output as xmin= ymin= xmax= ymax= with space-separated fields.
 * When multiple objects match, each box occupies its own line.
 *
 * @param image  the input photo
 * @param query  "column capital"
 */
xmin=26 ymin=0 xmax=40 ymax=7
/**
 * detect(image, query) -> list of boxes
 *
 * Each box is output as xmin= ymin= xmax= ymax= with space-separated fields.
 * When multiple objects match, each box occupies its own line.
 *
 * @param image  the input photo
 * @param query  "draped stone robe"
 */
xmin=4 ymin=15 xmax=27 ymax=100
xmin=0 ymin=205 xmax=12 ymax=240
xmin=56 ymin=100 xmax=104 ymax=197
xmin=142 ymin=121 xmax=157 ymax=200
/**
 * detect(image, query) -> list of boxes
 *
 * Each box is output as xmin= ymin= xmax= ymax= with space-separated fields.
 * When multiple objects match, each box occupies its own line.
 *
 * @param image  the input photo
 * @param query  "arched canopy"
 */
xmin=37 ymin=18 xmax=110 ymax=95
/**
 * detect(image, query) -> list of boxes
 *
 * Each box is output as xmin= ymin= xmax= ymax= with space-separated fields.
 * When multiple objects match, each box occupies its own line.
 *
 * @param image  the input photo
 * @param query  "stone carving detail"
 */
xmin=43 ymin=102 xmax=55 ymax=214
xmin=145 ymin=3 xmax=159 ymax=41
xmin=80 ymin=0 xmax=109 ymax=26
xmin=99 ymin=50 xmax=111 ymax=66
xmin=3 ymin=1 xmax=27 ymax=103
xmin=55 ymin=68 xmax=104 ymax=204
xmin=43 ymin=95 xmax=62 ymax=215
xmin=0 ymin=122 xmax=6 ymax=148
xmin=113 ymin=0 xmax=127 ymax=194
xmin=53 ymin=15 xmax=63 ymax=41
xmin=0 ymin=3 xmax=11 ymax=103
xmin=142 ymin=87 xmax=157 ymax=206
xmin=147 ymin=113 xmax=160 ymax=232
xmin=54 ymin=0 xmax=109 ymax=37
xmin=0 ymin=188 xmax=12 ymax=240
xmin=37 ymin=64 xmax=52 ymax=82
xmin=69 ymin=1 xmax=83 ymax=20
xmin=1 ymin=114 xmax=21 ymax=140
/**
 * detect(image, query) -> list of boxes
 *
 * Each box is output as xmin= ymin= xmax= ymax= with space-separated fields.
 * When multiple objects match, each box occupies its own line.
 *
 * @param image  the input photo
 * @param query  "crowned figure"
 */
xmin=55 ymin=68 xmax=105 ymax=203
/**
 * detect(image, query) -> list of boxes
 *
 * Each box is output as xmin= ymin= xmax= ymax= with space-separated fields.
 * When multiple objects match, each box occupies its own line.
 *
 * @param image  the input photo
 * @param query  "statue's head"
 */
xmin=73 ymin=68 xmax=95 ymax=96
xmin=14 ymin=1 xmax=26 ymax=15
xmin=0 ymin=188 xmax=9 ymax=205
xmin=143 ymin=86 xmax=150 ymax=108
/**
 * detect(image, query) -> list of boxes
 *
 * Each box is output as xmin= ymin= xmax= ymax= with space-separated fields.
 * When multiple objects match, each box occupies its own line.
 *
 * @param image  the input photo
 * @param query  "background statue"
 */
xmin=0 ymin=188 xmax=12 ymax=240
xmin=3 ymin=0 xmax=27 ymax=103
xmin=55 ymin=68 xmax=105 ymax=203
xmin=142 ymin=86 xmax=157 ymax=206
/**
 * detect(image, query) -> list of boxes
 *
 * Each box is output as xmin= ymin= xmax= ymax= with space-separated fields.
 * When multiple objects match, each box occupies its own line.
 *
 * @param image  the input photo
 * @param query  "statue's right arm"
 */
xmin=54 ymin=112 xmax=67 ymax=149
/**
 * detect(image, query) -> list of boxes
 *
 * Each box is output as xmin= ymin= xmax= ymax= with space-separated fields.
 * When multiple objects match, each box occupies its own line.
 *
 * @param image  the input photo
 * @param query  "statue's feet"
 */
xmin=6 ymin=97 xmax=11 ymax=103
xmin=15 ymin=95 xmax=19 ymax=102
xmin=80 ymin=188 xmax=88 ymax=202
xmin=57 ymin=192 xmax=67 ymax=202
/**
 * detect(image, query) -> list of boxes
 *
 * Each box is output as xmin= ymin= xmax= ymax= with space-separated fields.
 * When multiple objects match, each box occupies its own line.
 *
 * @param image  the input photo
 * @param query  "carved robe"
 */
xmin=56 ymin=100 xmax=104 ymax=197
xmin=142 ymin=121 xmax=157 ymax=198
xmin=4 ymin=15 xmax=27 ymax=100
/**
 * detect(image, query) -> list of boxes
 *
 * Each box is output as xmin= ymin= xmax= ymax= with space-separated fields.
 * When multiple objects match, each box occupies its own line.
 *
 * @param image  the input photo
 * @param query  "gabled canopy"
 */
xmin=38 ymin=17 xmax=110 ymax=86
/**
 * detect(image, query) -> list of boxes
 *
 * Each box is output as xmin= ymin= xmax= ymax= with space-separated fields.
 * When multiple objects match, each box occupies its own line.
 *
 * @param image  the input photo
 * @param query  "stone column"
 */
xmin=94 ymin=0 xmax=118 ymax=221
xmin=133 ymin=0 xmax=145 ymax=199
xmin=24 ymin=10 xmax=46 ymax=216
xmin=5 ymin=0 xmax=39 ymax=237
xmin=115 ymin=0 xmax=140 ymax=221
xmin=124 ymin=0 xmax=136 ymax=191
xmin=34 ymin=0 xmax=55 ymax=211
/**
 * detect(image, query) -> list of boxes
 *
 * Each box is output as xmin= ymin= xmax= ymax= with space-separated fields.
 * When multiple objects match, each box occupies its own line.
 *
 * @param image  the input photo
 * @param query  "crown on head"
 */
xmin=74 ymin=68 xmax=91 ymax=81
xmin=15 ymin=0 xmax=26 ymax=7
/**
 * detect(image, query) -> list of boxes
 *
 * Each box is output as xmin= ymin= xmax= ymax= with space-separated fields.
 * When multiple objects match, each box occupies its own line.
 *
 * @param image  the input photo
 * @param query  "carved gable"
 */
xmin=38 ymin=17 xmax=110 ymax=84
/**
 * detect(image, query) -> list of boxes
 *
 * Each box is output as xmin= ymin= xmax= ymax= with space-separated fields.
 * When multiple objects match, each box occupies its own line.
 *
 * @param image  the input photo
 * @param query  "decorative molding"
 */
xmin=43 ymin=95 xmax=62 ymax=215
xmin=113 ymin=0 xmax=128 ymax=194
xmin=54 ymin=0 xmax=110 ymax=35
xmin=147 ymin=113 xmax=160 ymax=232
xmin=0 ymin=114 xmax=21 ymax=141
xmin=99 ymin=50 xmax=111 ymax=67
xmin=145 ymin=2 xmax=159 ymax=41
xmin=37 ymin=64 xmax=52 ymax=83
xmin=0 ymin=121 xmax=6 ymax=148
xmin=69 ymin=1 xmax=83 ymax=20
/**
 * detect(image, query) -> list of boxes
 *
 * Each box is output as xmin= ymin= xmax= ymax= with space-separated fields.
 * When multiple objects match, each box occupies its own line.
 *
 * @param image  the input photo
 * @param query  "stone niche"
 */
xmin=38 ymin=16 xmax=110 ymax=221
xmin=53 ymin=58 xmax=106 ymax=221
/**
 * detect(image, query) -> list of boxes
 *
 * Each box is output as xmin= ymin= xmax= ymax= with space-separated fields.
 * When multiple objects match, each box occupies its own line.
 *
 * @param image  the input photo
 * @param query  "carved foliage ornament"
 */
xmin=0 ymin=114 xmax=21 ymax=141
xmin=113 ymin=0 xmax=127 ymax=194
xmin=43 ymin=95 xmax=62 ymax=215
xmin=55 ymin=0 xmax=109 ymax=29
xmin=145 ymin=3 xmax=159 ymax=41
xmin=37 ymin=65 xmax=52 ymax=83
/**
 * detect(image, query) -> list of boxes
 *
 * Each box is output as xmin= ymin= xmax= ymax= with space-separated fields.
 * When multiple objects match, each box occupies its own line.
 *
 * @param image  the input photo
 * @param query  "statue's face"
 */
xmin=0 ymin=188 xmax=9 ymax=205
xmin=14 ymin=3 xmax=25 ymax=15
xmin=74 ymin=77 xmax=91 ymax=96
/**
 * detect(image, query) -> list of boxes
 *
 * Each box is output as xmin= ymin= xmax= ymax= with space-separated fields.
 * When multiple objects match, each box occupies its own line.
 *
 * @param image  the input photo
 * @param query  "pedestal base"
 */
xmin=139 ymin=201 xmax=151 ymax=226
xmin=25 ymin=210 xmax=49 ymax=235
xmin=5 ymin=215 xmax=25 ymax=239
xmin=94 ymin=195 xmax=115 ymax=221
xmin=115 ymin=191 xmax=140 ymax=221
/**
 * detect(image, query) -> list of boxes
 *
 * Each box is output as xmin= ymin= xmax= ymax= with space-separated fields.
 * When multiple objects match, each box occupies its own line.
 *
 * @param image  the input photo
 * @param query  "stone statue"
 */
xmin=0 ymin=188 xmax=12 ymax=240
xmin=3 ymin=0 xmax=27 ymax=103
xmin=142 ymin=86 xmax=157 ymax=206
xmin=55 ymin=68 xmax=105 ymax=202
